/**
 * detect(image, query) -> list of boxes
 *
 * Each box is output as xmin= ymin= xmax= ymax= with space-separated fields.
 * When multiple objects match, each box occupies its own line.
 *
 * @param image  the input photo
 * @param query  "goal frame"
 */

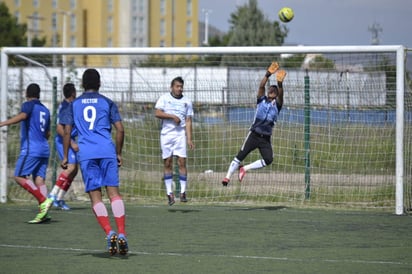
xmin=0 ymin=45 xmax=406 ymax=214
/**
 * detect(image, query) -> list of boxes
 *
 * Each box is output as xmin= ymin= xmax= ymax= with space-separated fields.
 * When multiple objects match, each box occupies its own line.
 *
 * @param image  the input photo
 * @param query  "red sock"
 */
xmin=20 ymin=179 xmax=46 ymax=203
xmin=61 ymin=178 xmax=73 ymax=192
xmin=111 ymin=196 xmax=126 ymax=235
xmin=55 ymin=172 xmax=69 ymax=188
xmin=92 ymin=202 xmax=112 ymax=235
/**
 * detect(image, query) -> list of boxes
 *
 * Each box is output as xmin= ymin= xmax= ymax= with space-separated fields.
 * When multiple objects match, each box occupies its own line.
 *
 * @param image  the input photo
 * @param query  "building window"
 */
xmin=33 ymin=0 xmax=39 ymax=8
xmin=14 ymin=11 xmax=20 ymax=22
xmin=107 ymin=38 xmax=113 ymax=47
xmin=51 ymin=12 xmax=57 ymax=31
xmin=160 ymin=19 xmax=165 ymax=36
xmin=107 ymin=16 xmax=113 ymax=33
xmin=52 ymin=0 xmax=58 ymax=9
xmin=108 ymin=0 xmax=113 ymax=12
xmin=160 ymin=0 xmax=166 ymax=16
xmin=14 ymin=0 xmax=20 ymax=7
xmin=186 ymin=41 xmax=192 ymax=47
xmin=186 ymin=0 xmax=192 ymax=16
xmin=160 ymin=40 xmax=165 ymax=47
xmin=70 ymin=0 xmax=76 ymax=9
xmin=132 ymin=16 xmax=137 ymax=33
xmin=186 ymin=20 xmax=192 ymax=38
xmin=70 ymin=35 xmax=76 ymax=47
xmin=70 ymin=13 xmax=76 ymax=32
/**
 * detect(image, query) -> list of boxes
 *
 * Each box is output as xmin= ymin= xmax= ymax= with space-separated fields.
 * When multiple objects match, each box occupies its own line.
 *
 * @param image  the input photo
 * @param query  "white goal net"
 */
xmin=0 ymin=46 xmax=410 ymax=214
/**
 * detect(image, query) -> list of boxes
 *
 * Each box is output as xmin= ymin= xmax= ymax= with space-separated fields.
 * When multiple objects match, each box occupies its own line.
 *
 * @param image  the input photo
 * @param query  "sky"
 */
xmin=198 ymin=0 xmax=412 ymax=48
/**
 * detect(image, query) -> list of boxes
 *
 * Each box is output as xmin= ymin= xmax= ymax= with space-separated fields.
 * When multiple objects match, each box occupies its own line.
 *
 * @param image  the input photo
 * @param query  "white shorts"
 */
xmin=160 ymin=132 xmax=187 ymax=159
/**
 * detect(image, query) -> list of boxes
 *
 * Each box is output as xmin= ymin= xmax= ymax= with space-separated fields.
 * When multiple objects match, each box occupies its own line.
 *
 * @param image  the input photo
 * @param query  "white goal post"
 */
xmin=0 ymin=45 xmax=407 ymax=214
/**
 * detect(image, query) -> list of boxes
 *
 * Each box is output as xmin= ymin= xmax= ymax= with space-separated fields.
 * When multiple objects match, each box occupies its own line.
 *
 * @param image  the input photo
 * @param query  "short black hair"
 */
xmin=63 ymin=83 xmax=76 ymax=99
xmin=269 ymin=85 xmax=279 ymax=95
xmin=26 ymin=83 xmax=41 ymax=99
xmin=82 ymin=68 xmax=101 ymax=91
xmin=170 ymin=76 xmax=184 ymax=87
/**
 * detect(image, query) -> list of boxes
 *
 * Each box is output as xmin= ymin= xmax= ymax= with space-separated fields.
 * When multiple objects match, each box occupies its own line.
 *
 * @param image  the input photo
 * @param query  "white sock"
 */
xmin=225 ymin=158 xmax=241 ymax=179
xmin=244 ymin=159 xmax=266 ymax=171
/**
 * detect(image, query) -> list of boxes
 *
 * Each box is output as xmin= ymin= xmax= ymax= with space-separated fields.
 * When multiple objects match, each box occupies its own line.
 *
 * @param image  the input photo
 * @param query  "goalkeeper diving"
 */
xmin=222 ymin=62 xmax=286 ymax=186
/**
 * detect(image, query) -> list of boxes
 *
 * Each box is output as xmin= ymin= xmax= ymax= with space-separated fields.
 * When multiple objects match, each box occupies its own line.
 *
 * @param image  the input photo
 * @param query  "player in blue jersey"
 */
xmin=155 ymin=76 xmax=195 ymax=206
xmin=60 ymin=69 xmax=128 ymax=255
xmin=0 ymin=83 xmax=53 ymax=223
xmin=221 ymin=62 xmax=287 ymax=186
xmin=48 ymin=83 xmax=78 ymax=210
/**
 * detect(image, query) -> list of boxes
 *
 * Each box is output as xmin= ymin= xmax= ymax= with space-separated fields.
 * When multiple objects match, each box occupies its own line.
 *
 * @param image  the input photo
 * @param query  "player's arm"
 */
xmin=155 ymin=108 xmax=180 ymax=124
xmin=257 ymin=62 xmax=279 ymax=98
xmin=61 ymin=124 xmax=72 ymax=169
xmin=113 ymin=120 xmax=125 ymax=167
xmin=185 ymin=116 xmax=194 ymax=150
xmin=0 ymin=112 xmax=27 ymax=127
xmin=276 ymin=70 xmax=287 ymax=108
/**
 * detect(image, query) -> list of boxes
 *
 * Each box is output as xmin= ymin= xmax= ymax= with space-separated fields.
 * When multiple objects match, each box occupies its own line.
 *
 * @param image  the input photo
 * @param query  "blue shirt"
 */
xmin=249 ymin=96 xmax=281 ymax=136
xmin=60 ymin=91 xmax=122 ymax=161
xmin=55 ymin=100 xmax=77 ymax=145
xmin=20 ymin=99 xmax=50 ymax=157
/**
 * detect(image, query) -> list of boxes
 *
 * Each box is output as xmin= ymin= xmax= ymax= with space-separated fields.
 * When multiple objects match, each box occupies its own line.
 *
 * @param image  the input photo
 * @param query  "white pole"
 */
xmin=0 ymin=51 xmax=9 ymax=203
xmin=202 ymin=9 xmax=211 ymax=45
xmin=395 ymin=46 xmax=405 ymax=215
xmin=61 ymin=11 xmax=68 ymax=67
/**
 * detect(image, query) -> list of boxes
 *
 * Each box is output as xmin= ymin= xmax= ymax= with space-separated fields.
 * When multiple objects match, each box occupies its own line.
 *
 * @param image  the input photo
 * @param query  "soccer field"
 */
xmin=0 ymin=202 xmax=411 ymax=273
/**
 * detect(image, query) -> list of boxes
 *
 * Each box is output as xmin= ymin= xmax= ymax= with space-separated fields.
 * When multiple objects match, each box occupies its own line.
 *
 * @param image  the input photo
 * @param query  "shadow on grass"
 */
xmin=167 ymin=208 xmax=201 ymax=213
xmin=227 ymin=206 xmax=288 ymax=211
xmin=86 ymin=252 xmax=137 ymax=259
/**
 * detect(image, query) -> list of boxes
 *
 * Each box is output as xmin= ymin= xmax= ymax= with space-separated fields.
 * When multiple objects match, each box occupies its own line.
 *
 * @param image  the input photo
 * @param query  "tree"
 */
xmin=222 ymin=0 xmax=289 ymax=66
xmin=0 ymin=2 xmax=26 ymax=47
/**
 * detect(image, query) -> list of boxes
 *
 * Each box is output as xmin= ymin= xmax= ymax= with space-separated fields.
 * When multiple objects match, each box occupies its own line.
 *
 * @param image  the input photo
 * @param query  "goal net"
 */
xmin=0 ymin=46 xmax=410 ymax=214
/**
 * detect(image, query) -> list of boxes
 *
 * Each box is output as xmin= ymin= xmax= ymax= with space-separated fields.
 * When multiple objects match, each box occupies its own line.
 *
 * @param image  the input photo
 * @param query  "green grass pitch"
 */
xmin=0 ymin=202 xmax=411 ymax=273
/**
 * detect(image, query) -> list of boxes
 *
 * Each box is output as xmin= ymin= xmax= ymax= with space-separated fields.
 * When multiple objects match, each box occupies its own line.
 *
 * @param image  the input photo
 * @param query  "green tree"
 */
xmin=0 ymin=2 xmax=26 ymax=47
xmin=222 ymin=0 xmax=288 ymax=66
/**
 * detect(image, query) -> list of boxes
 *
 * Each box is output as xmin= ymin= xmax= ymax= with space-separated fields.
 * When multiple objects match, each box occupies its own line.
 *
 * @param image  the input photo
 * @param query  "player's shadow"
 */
xmin=228 ymin=206 xmax=288 ymax=211
xmin=87 ymin=252 xmax=136 ymax=259
xmin=167 ymin=208 xmax=201 ymax=214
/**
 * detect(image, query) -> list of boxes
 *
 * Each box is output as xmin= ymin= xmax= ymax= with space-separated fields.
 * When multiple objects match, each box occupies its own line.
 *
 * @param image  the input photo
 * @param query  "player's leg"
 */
xmin=81 ymin=159 xmax=117 ymax=254
xmin=177 ymin=157 xmax=188 ymax=202
xmin=104 ymin=158 xmax=128 ymax=255
xmin=161 ymin=133 xmax=175 ymax=205
xmin=222 ymin=131 xmax=257 ymax=185
xmin=241 ymin=138 xmax=273 ymax=175
xmin=26 ymin=157 xmax=53 ymax=223
xmin=175 ymin=134 xmax=188 ymax=202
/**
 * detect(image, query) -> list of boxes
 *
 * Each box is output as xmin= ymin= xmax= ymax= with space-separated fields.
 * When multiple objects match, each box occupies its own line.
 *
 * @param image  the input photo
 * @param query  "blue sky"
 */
xmin=199 ymin=0 xmax=412 ymax=47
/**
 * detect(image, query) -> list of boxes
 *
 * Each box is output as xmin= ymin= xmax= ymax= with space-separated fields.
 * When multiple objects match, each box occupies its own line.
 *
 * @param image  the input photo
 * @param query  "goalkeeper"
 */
xmin=222 ymin=62 xmax=286 ymax=186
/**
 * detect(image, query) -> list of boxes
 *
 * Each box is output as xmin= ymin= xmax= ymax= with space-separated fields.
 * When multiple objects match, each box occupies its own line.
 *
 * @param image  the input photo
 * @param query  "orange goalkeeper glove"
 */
xmin=276 ymin=70 xmax=287 ymax=82
xmin=265 ymin=62 xmax=279 ymax=77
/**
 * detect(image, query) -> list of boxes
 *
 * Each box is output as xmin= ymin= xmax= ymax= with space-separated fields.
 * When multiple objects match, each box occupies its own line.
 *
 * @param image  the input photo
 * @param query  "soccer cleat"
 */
xmin=58 ymin=200 xmax=71 ymax=211
xmin=167 ymin=193 xmax=175 ymax=206
xmin=52 ymin=200 xmax=60 ymax=208
xmin=35 ymin=198 xmax=53 ymax=220
xmin=28 ymin=214 xmax=51 ymax=224
xmin=106 ymin=231 xmax=118 ymax=255
xmin=222 ymin=178 xmax=230 ymax=186
xmin=238 ymin=166 xmax=246 ymax=182
xmin=117 ymin=234 xmax=129 ymax=255
xmin=180 ymin=192 xmax=187 ymax=202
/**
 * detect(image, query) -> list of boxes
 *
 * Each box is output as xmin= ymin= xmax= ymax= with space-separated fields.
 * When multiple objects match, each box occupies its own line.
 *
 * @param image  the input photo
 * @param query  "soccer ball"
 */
xmin=278 ymin=7 xmax=294 ymax=23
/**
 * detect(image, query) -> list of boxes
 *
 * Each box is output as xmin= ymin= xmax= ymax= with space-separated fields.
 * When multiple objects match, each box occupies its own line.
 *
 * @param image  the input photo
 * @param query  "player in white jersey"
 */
xmin=155 ymin=76 xmax=194 ymax=205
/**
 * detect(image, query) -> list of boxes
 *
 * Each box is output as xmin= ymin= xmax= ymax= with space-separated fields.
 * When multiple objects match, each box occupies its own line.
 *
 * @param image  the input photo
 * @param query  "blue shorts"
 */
xmin=79 ymin=158 xmax=120 ymax=192
xmin=14 ymin=155 xmax=49 ymax=179
xmin=56 ymin=142 xmax=78 ymax=164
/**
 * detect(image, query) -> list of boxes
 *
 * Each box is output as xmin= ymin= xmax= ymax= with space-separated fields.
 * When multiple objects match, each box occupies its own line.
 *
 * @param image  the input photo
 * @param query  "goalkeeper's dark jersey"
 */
xmin=249 ymin=95 xmax=281 ymax=137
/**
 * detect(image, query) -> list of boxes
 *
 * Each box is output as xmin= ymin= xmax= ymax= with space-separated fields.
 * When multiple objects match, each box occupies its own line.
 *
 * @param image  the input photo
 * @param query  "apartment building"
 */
xmin=2 ymin=0 xmax=199 ymax=67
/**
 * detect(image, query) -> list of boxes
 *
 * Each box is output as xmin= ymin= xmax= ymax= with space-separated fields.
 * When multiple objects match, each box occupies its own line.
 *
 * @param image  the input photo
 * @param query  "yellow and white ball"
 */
xmin=278 ymin=7 xmax=294 ymax=23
